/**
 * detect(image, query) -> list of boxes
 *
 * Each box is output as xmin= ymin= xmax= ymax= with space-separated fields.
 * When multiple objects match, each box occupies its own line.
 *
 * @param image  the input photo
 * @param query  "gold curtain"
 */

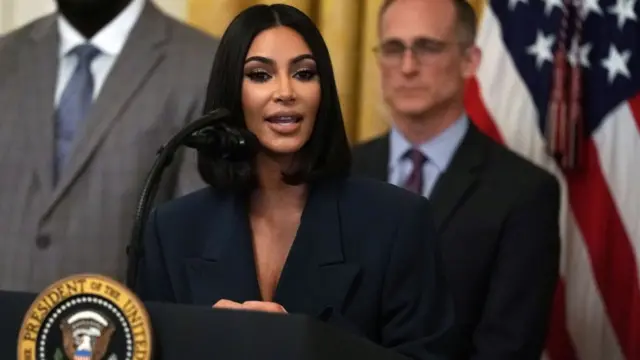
xmin=186 ymin=0 xmax=485 ymax=144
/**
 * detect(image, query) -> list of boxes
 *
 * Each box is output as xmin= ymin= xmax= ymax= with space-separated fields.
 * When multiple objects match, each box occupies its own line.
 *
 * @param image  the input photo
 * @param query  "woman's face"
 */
xmin=242 ymin=26 xmax=320 ymax=157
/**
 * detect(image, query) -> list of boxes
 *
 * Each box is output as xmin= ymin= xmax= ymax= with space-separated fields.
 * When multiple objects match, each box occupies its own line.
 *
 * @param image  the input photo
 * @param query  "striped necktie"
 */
xmin=402 ymin=148 xmax=427 ymax=195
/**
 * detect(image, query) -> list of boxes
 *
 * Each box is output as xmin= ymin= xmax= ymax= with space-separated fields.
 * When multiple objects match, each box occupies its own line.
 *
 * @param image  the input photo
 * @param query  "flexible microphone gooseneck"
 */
xmin=125 ymin=108 xmax=254 ymax=289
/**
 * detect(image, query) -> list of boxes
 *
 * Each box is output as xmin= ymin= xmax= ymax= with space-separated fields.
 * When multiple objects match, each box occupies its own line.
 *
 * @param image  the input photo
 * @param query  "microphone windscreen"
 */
xmin=188 ymin=124 xmax=259 ymax=162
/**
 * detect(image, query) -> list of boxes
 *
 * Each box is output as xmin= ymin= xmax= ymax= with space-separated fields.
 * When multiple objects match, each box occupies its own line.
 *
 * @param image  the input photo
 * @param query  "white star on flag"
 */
xmin=526 ymin=30 xmax=555 ymax=69
xmin=601 ymin=44 xmax=631 ymax=83
xmin=508 ymin=0 xmax=528 ymax=11
xmin=543 ymin=0 xmax=564 ymax=16
xmin=607 ymin=0 xmax=637 ymax=30
xmin=580 ymin=0 xmax=604 ymax=19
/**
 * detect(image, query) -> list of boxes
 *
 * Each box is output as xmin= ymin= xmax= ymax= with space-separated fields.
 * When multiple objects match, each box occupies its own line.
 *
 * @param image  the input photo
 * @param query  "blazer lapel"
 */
xmin=44 ymin=3 xmax=169 ymax=216
xmin=429 ymin=124 xmax=486 ymax=231
xmin=23 ymin=16 xmax=58 ymax=197
xmin=185 ymin=192 xmax=262 ymax=305
xmin=273 ymin=181 xmax=361 ymax=319
xmin=184 ymin=182 xmax=361 ymax=316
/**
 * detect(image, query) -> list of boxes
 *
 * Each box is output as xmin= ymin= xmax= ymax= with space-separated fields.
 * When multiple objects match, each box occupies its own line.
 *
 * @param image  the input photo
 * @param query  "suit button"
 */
xmin=35 ymin=234 xmax=51 ymax=249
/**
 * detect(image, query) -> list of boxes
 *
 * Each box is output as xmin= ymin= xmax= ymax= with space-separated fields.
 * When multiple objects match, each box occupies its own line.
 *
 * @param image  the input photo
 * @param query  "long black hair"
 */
xmin=197 ymin=4 xmax=351 ymax=191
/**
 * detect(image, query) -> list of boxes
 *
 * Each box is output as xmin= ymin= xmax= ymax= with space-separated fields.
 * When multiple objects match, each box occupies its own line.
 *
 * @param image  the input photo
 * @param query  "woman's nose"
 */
xmin=274 ymin=76 xmax=295 ymax=102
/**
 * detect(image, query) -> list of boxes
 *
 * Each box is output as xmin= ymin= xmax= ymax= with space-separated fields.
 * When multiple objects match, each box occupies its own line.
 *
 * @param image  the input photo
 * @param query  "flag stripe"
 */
xmin=593 ymin=100 xmax=640 ymax=283
xmin=631 ymin=94 xmax=640 ymax=132
xmin=587 ymin=98 xmax=640 ymax=359
xmin=564 ymin=138 xmax=640 ymax=360
xmin=464 ymin=78 xmax=503 ymax=143
xmin=545 ymin=281 xmax=579 ymax=360
xmin=563 ymin=204 xmax=624 ymax=360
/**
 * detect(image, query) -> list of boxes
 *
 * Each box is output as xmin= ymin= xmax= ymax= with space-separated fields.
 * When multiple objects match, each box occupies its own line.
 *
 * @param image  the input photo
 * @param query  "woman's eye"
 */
xmin=295 ymin=69 xmax=317 ymax=81
xmin=246 ymin=71 xmax=271 ymax=82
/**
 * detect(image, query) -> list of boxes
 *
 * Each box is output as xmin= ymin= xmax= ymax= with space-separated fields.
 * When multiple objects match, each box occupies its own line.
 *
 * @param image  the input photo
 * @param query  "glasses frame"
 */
xmin=373 ymin=37 xmax=471 ymax=67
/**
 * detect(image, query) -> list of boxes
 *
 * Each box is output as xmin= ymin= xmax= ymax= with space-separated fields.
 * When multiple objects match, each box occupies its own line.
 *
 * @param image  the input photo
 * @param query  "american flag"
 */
xmin=464 ymin=0 xmax=640 ymax=359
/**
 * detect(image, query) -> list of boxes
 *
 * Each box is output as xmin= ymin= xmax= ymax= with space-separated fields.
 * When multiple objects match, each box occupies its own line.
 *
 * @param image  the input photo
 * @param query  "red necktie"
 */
xmin=402 ymin=148 xmax=427 ymax=194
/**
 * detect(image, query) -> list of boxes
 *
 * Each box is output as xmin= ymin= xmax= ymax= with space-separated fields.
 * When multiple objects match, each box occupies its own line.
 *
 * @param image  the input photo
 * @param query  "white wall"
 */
xmin=154 ymin=0 xmax=186 ymax=20
xmin=0 ymin=0 xmax=187 ymax=35
xmin=0 ymin=0 xmax=54 ymax=34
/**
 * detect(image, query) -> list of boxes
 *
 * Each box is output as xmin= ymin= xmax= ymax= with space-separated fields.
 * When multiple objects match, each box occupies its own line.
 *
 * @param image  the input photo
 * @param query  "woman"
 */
xmin=135 ymin=4 xmax=454 ymax=359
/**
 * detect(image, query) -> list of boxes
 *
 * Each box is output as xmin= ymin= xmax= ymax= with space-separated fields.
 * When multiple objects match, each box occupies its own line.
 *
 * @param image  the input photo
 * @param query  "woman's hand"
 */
xmin=212 ymin=299 xmax=287 ymax=313
xmin=242 ymin=301 xmax=287 ymax=313
xmin=212 ymin=299 xmax=244 ymax=310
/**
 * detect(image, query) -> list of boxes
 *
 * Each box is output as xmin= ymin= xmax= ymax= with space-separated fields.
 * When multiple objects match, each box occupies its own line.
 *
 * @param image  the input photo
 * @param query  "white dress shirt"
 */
xmin=388 ymin=114 xmax=469 ymax=198
xmin=54 ymin=0 xmax=146 ymax=106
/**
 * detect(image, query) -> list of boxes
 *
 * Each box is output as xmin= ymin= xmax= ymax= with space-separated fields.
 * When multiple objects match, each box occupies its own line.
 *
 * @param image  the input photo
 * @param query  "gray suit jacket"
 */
xmin=0 ymin=2 xmax=219 ymax=292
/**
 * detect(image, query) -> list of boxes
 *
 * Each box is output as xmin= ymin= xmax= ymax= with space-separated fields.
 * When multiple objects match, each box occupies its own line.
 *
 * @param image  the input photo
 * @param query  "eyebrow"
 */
xmin=383 ymin=36 xmax=447 ymax=44
xmin=244 ymin=54 xmax=315 ymax=66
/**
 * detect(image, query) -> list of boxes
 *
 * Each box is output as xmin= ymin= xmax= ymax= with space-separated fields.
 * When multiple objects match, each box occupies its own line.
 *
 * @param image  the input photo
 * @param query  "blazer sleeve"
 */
xmin=380 ymin=198 xmax=455 ymax=360
xmin=471 ymin=175 xmax=561 ymax=360
xmin=134 ymin=208 xmax=177 ymax=303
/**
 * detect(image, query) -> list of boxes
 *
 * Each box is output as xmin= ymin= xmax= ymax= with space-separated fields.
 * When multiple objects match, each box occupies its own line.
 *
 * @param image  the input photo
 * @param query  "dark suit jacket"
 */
xmin=351 ymin=123 xmax=561 ymax=360
xmin=135 ymin=177 xmax=455 ymax=360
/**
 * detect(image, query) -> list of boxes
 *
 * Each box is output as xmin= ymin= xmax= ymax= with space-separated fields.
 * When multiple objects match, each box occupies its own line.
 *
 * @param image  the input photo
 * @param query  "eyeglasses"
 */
xmin=374 ymin=38 xmax=463 ymax=66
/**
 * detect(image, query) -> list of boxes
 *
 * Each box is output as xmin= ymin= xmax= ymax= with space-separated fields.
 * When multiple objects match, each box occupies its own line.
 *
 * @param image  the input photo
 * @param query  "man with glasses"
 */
xmin=352 ymin=0 xmax=561 ymax=359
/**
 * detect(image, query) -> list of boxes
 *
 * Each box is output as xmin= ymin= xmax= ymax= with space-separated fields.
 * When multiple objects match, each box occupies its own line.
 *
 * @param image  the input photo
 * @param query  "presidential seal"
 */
xmin=17 ymin=274 xmax=152 ymax=360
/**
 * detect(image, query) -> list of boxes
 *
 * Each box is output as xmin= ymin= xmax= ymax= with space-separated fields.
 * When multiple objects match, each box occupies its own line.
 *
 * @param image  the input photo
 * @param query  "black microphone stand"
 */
xmin=125 ymin=108 xmax=237 ymax=289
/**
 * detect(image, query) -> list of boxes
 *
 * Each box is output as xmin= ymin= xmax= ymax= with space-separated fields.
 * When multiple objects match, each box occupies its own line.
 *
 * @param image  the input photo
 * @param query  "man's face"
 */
xmin=377 ymin=0 xmax=479 ymax=119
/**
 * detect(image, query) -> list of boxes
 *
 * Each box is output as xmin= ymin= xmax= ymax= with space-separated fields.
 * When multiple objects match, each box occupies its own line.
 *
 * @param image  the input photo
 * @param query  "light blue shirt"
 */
xmin=388 ymin=114 xmax=469 ymax=198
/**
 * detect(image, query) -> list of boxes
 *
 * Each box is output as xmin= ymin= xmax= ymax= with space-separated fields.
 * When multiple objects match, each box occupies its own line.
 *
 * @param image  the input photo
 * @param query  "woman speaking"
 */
xmin=135 ymin=3 xmax=454 ymax=359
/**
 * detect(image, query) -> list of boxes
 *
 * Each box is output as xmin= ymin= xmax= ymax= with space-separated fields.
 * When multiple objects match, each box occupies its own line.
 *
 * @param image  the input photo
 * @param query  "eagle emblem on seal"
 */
xmin=59 ymin=310 xmax=116 ymax=360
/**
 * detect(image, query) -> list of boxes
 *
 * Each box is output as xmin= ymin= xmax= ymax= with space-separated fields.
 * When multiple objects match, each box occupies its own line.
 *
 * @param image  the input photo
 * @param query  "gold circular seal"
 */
xmin=17 ymin=273 xmax=153 ymax=360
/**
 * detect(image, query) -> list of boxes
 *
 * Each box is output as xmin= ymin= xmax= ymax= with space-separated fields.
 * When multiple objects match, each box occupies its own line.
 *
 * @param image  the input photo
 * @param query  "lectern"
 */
xmin=0 ymin=290 xmax=408 ymax=359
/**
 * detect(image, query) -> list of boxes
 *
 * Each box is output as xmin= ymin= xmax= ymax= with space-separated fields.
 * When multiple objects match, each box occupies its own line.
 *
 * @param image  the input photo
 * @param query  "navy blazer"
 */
xmin=135 ymin=177 xmax=455 ymax=359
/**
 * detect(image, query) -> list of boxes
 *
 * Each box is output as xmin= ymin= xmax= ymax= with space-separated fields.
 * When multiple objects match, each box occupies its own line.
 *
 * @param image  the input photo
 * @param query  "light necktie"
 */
xmin=54 ymin=43 xmax=100 ymax=184
xmin=402 ymin=148 xmax=427 ymax=195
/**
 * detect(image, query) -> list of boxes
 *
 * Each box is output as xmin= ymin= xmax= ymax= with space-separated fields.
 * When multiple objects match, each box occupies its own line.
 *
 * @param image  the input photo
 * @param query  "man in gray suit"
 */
xmin=0 ymin=0 xmax=219 ymax=292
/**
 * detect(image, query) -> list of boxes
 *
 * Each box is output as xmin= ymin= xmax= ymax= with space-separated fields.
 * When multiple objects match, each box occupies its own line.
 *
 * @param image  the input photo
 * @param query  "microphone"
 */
xmin=184 ymin=121 xmax=258 ymax=161
xmin=125 ymin=108 xmax=256 ymax=289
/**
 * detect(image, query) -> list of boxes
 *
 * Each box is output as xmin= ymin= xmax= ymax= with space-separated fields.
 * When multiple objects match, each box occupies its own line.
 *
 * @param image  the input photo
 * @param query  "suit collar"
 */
xmin=186 ymin=181 xmax=360 ymax=318
xmin=29 ymin=15 xmax=57 ymax=42
xmin=41 ymin=2 xmax=170 ymax=219
xmin=428 ymin=122 xmax=487 ymax=230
